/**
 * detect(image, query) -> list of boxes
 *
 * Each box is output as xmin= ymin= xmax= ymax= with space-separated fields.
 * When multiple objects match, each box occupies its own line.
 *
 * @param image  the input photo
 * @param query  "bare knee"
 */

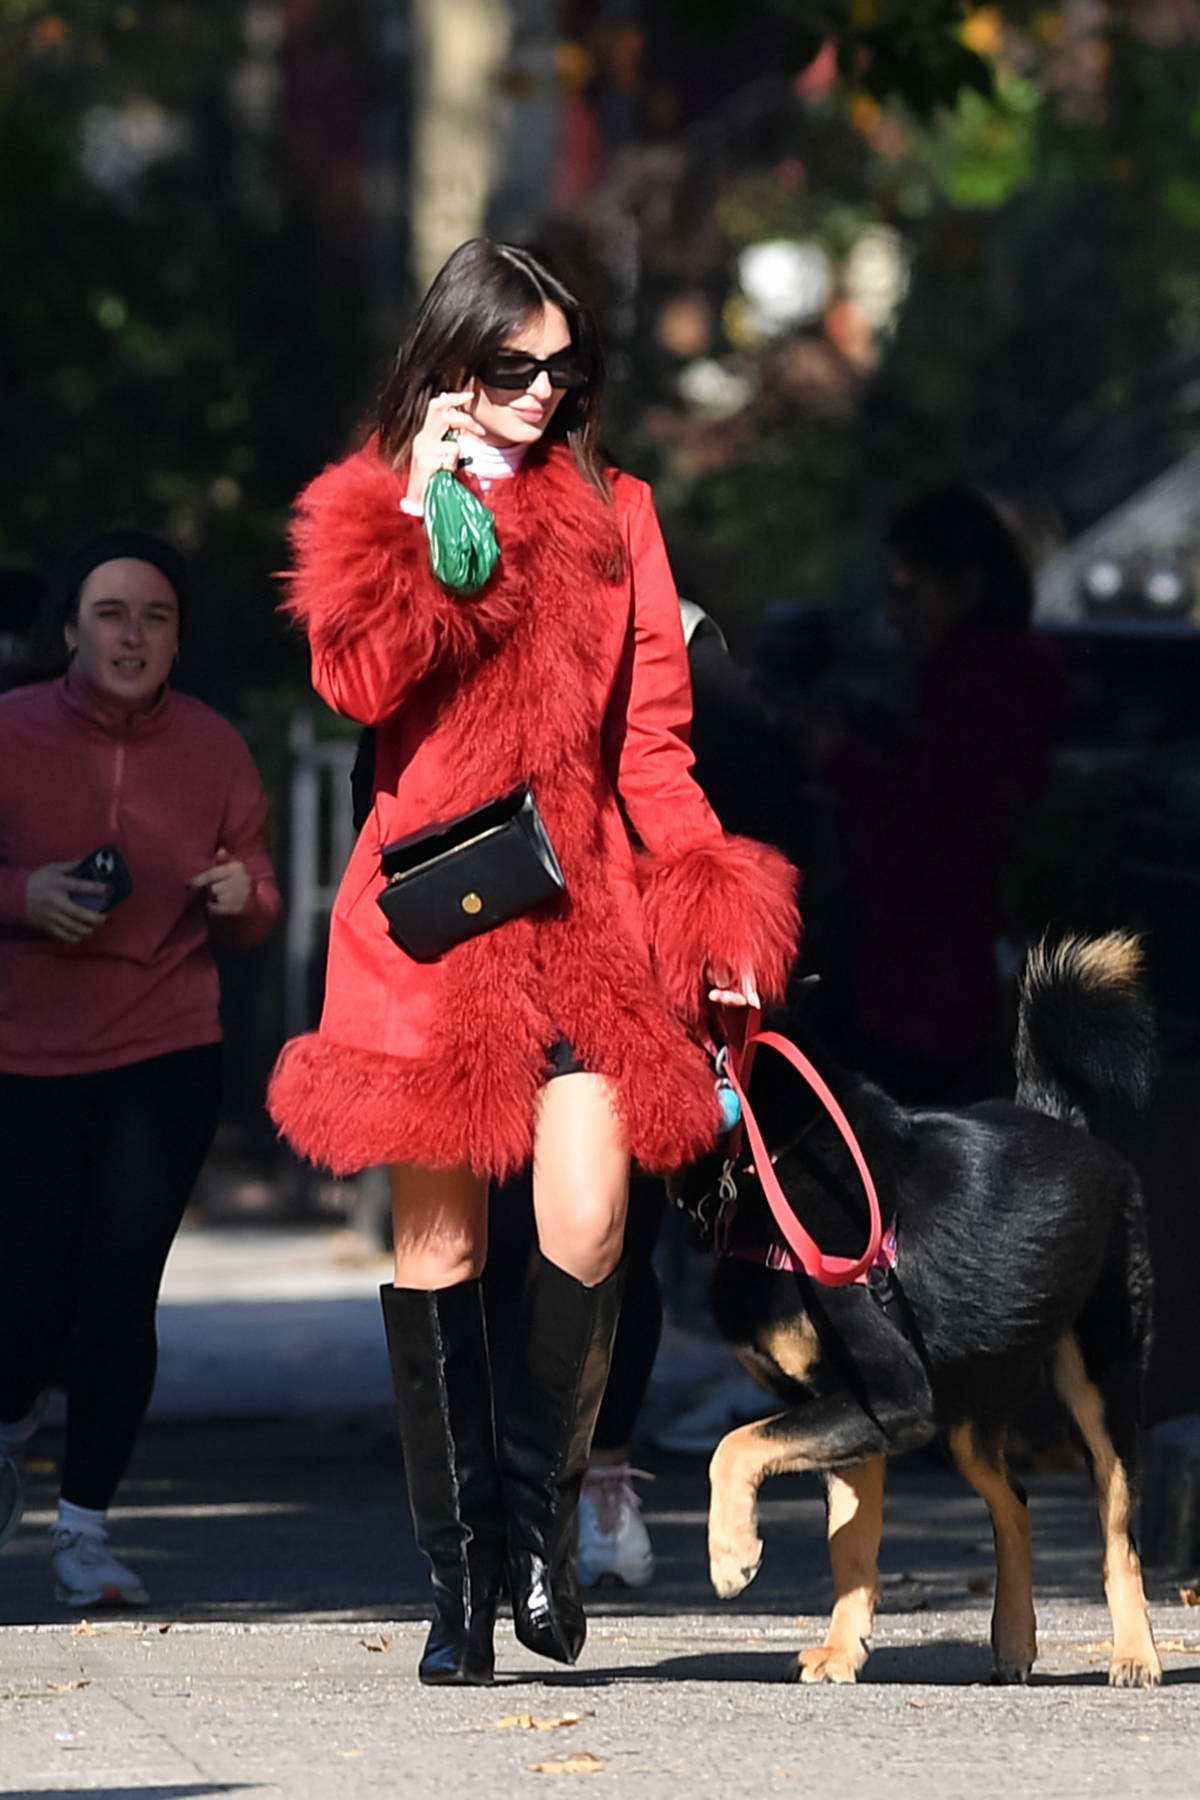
xmin=392 ymin=1239 xmax=485 ymax=1289
xmin=538 ymin=1189 xmax=625 ymax=1286
xmin=531 ymin=1071 xmax=629 ymax=1285
xmin=389 ymin=1163 xmax=487 ymax=1290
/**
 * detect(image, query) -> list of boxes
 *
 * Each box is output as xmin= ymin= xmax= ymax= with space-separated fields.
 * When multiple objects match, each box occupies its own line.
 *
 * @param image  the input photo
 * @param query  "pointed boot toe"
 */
xmin=509 ymin=1551 xmax=585 ymax=1664
xmin=418 ymin=1601 xmax=498 ymax=1685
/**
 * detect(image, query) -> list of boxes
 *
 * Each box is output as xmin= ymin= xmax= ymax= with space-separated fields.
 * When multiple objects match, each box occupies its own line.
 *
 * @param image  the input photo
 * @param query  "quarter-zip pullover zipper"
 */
xmin=110 ymin=737 xmax=127 ymax=835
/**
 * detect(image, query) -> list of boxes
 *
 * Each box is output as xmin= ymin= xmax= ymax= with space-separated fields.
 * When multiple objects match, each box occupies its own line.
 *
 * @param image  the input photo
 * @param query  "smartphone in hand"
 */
xmin=69 ymin=844 xmax=133 ymax=913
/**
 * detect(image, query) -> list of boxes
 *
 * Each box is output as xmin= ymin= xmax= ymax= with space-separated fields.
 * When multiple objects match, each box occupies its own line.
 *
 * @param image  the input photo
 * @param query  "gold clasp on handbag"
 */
xmin=460 ymin=892 xmax=483 ymax=915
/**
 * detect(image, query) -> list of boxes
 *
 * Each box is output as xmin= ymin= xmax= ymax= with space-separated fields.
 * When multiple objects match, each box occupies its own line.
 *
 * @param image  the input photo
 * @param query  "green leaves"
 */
xmin=661 ymin=1 xmax=1001 ymax=114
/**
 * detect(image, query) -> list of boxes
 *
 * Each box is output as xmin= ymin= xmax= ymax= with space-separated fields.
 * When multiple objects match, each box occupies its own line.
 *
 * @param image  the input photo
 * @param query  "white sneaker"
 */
xmin=576 ymin=1465 xmax=655 ymax=1589
xmin=0 ymin=1455 xmax=22 ymax=1550
xmin=50 ymin=1527 xmax=149 ymax=1608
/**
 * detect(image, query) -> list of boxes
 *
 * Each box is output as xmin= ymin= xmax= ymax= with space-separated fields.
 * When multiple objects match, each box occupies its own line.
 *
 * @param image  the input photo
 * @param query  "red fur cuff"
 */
xmin=636 ymin=834 xmax=801 ymax=1029
xmin=282 ymin=450 xmax=520 ymax=677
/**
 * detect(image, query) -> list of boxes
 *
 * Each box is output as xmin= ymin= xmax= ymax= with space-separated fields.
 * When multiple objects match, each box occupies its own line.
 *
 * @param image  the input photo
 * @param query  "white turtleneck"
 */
xmin=462 ymin=440 xmax=528 ymax=484
xmin=400 ymin=440 xmax=528 ymax=516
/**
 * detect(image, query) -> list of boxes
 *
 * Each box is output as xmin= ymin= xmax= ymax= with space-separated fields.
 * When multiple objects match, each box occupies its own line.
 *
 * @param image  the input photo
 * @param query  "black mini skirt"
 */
xmin=544 ymin=1037 xmax=587 ymax=1080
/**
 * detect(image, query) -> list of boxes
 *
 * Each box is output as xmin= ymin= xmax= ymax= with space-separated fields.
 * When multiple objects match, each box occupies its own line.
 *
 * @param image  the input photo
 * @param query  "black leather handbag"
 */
xmin=376 ymin=784 xmax=565 ymax=962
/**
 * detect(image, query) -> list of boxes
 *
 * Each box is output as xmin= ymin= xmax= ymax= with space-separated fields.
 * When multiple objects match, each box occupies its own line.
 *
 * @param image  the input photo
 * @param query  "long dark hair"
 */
xmin=377 ymin=239 xmax=610 ymax=495
xmin=887 ymin=485 xmax=1034 ymax=630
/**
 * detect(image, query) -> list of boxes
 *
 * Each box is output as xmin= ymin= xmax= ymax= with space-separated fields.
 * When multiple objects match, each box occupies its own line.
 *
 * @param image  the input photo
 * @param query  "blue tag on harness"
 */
xmin=716 ymin=1076 xmax=742 ymax=1132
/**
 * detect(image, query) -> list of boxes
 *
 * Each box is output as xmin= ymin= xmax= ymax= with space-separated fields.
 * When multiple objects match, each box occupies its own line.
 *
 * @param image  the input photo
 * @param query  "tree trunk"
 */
xmin=410 ymin=0 xmax=513 ymax=291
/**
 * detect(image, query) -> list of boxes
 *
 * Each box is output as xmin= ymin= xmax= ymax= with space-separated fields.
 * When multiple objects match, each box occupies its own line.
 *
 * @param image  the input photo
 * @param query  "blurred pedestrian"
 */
xmin=0 ymin=531 xmax=281 ymax=1606
xmin=268 ymin=238 xmax=800 ymax=1684
xmin=802 ymin=485 xmax=1060 ymax=1101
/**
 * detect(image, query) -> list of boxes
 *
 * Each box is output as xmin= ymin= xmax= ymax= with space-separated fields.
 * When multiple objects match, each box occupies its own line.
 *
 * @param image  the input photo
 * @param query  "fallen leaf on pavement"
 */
xmin=64 ymin=1620 xmax=139 ymax=1638
xmin=495 ymin=1713 xmax=589 ymax=1732
xmin=528 ymin=1752 xmax=606 ymax=1775
xmin=156 ymin=1622 xmax=176 ymax=1635
xmin=360 ymin=1636 xmax=391 ymax=1653
xmin=1180 ymin=1587 xmax=1200 ymax=1607
xmin=48 ymin=1681 xmax=91 ymax=1693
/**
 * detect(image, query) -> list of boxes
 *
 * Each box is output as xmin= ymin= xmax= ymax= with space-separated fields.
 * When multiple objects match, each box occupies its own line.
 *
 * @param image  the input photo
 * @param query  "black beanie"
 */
xmin=59 ymin=530 xmax=188 ymax=623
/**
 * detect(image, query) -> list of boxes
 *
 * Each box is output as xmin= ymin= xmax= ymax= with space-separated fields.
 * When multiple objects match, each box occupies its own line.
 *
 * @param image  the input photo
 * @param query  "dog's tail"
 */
xmin=1014 ymin=932 xmax=1156 ymax=1133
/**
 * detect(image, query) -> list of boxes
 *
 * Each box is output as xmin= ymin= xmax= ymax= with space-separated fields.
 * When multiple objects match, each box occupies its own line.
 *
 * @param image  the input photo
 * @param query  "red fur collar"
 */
xmin=405 ymin=445 xmax=628 ymax=809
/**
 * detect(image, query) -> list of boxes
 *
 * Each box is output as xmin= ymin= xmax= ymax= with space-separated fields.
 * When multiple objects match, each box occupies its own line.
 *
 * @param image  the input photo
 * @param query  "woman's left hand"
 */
xmin=707 ymin=966 xmax=761 ymax=1009
xmin=192 ymin=847 xmax=252 ymax=917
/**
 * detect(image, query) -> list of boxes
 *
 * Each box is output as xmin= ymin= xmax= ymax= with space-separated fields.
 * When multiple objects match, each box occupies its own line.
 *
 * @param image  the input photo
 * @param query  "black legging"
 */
xmin=484 ymin=1171 xmax=665 ymax=1451
xmin=0 ymin=1045 xmax=221 ymax=1510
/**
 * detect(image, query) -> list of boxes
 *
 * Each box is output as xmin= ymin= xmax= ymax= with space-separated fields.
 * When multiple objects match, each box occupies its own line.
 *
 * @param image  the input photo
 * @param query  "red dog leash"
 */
xmin=718 ymin=1009 xmax=885 ymax=1288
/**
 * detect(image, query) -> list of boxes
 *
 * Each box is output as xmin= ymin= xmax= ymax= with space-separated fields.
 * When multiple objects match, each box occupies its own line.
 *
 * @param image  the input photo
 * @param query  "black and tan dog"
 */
xmin=690 ymin=934 xmax=1162 ymax=1688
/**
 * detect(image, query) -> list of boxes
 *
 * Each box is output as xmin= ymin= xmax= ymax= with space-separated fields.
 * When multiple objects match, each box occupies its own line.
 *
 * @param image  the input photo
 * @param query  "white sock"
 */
xmin=57 ymin=1500 xmax=107 ymax=1539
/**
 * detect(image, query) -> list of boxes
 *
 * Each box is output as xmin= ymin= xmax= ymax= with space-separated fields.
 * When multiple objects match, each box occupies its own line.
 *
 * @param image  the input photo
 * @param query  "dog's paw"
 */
xmin=1108 ymin=1655 xmax=1162 ymax=1690
xmin=795 ymin=1644 xmax=863 ymax=1685
xmin=709 ymin=1535 xmax=763 ymax=1600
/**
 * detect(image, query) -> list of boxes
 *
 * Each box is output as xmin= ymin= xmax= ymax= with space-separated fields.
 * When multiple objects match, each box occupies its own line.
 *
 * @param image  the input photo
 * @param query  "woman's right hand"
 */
xmin=403 ymin=389 xmax=486 ymax=510
xmin=25 ymin=862 xmax=109 ymax=944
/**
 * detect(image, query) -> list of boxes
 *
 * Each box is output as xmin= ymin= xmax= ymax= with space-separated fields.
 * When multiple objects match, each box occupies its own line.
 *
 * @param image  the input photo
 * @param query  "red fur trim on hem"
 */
xmin=637 ymin=834 xmax=801 ymax=1029
xmin=268 ymin=1033 xmax=537 ymax=1178
xmin=268 ymin=1023 xmax=723 ymax=1179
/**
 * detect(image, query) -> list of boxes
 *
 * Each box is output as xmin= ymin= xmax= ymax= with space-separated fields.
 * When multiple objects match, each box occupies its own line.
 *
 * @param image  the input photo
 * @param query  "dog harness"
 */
xmin=709 ymin=1009 xmax=888 ymax=1288
xmin=727 ymin=1221 xmax=898 ymax=1284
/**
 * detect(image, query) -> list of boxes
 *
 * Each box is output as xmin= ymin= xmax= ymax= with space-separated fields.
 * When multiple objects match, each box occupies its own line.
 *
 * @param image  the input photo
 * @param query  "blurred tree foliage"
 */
xmin=5 ymin=1 xmax=1200 ymax=678
xmin=0 ymin=0 xmax=376 ymax=712
xmin=616 ymin=5 xmax=1200 ymax=641
xmin=660 ymin=0 xmax=1023 ymax=116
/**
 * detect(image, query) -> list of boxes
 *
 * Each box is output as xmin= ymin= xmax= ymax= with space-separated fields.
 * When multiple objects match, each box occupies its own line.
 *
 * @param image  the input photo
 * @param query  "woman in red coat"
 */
xmin=268 ymin=240 xmax=799 ymax=1684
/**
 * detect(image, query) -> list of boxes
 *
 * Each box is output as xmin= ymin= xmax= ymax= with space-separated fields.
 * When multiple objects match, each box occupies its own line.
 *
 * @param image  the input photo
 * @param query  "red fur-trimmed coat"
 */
xmin=267 ymin=442 xmax=800 ymax=1177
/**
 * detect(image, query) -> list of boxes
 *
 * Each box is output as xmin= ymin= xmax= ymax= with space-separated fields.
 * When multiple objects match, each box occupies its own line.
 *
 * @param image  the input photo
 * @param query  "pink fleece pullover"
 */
xmin=0 ymin=671 xmax=281 ymax=1076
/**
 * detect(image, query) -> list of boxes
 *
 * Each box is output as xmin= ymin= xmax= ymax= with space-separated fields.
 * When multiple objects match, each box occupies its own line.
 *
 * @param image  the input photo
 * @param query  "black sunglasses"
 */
xmin=476 ymin=348 xmax=590 ymax=392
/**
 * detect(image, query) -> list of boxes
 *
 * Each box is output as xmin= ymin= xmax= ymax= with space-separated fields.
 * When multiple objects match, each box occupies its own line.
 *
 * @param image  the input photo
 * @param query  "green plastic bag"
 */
xmin=424 ymin=464 xmax=500 ymax=595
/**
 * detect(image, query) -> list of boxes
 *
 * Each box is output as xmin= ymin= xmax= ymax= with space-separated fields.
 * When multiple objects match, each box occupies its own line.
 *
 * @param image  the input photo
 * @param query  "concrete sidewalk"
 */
xmin=2 ymin=1223 xmax=1198 ymax=1797
xmin=2 ymin=1603 xmax=1198 ymax=1800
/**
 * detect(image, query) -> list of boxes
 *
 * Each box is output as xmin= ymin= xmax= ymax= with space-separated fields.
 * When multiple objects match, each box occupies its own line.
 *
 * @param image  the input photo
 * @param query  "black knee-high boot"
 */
xmin=379 ymin=1281 xmax=504 ymax=1685
xmin=499 ymin=1252 xmax=625 ymax=1665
